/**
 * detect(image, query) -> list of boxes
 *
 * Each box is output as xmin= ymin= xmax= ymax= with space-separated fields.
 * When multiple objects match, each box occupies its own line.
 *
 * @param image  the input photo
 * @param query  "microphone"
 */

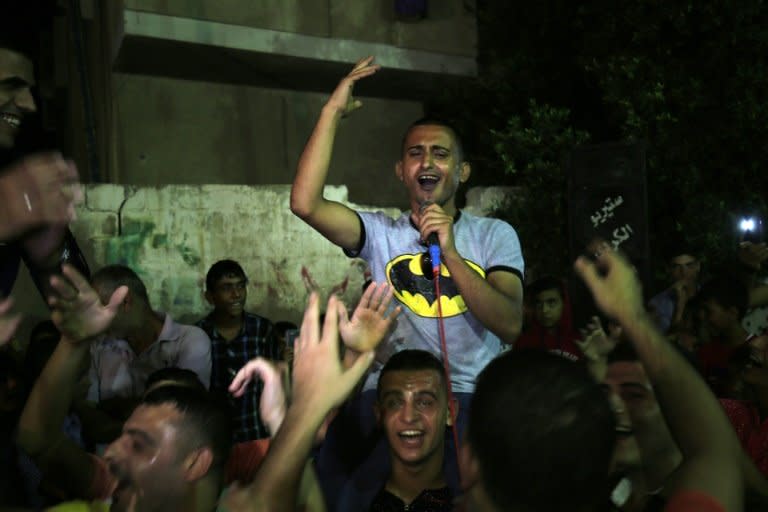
xmin=419 ymin=201 xmax=441 ymax=274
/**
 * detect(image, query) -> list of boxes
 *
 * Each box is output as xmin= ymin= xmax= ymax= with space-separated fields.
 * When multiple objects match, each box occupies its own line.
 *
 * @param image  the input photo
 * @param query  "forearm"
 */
xmin=622 ymin=313 xmax=738 ymax=453
xmin=17 ymin=338 xmax=90 ymax=457
xmin=443 ymin=250 xmax=522 ymax=343
xmin=249 ymin=402 xmax=327 ymax=509
xmin=290 ymin=105 xmax=342 ymax=219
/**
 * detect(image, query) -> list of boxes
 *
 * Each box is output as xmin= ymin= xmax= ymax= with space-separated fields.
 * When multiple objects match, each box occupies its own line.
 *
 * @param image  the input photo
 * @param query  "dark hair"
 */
xmin=698 ymin=274 xmax=749 ymax=319
xmin=401 ymin=117 xmax=465 ymax=163
xmin=377 ymin=349 xmax=446 ymax=399
xmin=662 ymin=241 xmax=699 ymax=263
xmin=145 ymin=367 xmax=205 ymax=393
xmin=141 ymin=386 xmax=232 ymax=472
xmin=205 ymin=259 xmax=247 ymax=292
xmin=527 ymin=276 xmax=564 ymax=298
xmin=92 ymin=265 xmax=150 ymax=305
xmin=468 ymin=350 xmax=615 ymax=511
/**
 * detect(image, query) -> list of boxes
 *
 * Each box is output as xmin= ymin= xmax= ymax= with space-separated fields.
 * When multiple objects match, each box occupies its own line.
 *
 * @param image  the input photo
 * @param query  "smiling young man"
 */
xmin=196 ymin=259 xmax=281 ymax=442
xmin=369 ymin=350 xmax=453 ymax=511
xmin=0 ymin=28 xmax=89 ymax=299
xmin=290 ymin=58 xmax=524 ymax=444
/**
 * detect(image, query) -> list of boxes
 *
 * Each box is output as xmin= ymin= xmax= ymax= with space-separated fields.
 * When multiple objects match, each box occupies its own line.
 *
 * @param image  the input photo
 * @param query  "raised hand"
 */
xmin=0 ymin=297 xmax=21 ymax=346
xmin=292 ymin=293 xmax=374 ymax=414
xmin=325 ymin=56 xmax=380 ymax=117
xmin=48 ymin=264 xmax=128 ymax=342
xmin=0 ymin=153 xmax=82 ymax=241
xmin=338 ymin=282 xmax=401 ymax=354
xmin=573 ymin=244 xmax=645 ymax=324
xmin=229 ymin=357 xmax=288 ymax=435
xmin=576 ymin=316 xmax=618 ymax=362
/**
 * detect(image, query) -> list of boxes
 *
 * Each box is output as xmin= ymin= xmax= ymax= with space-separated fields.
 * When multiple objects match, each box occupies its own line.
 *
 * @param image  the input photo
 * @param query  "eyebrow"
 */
xmin=125 ymin=428 xmax=157 ymax=447
xmin=381 ymin=390 xmax=404 ymax=401
xmin=406 ymin=144 xmax=451 ymax=152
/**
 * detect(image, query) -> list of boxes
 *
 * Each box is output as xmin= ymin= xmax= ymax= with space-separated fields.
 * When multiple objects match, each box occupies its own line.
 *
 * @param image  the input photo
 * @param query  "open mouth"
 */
xmin=417 ymin=174 xmax=440 ymax=191
xmin=397 ymin=429 xmax=425 ymax=446
xmin=0 ymin=113 xmax=21 ymax=129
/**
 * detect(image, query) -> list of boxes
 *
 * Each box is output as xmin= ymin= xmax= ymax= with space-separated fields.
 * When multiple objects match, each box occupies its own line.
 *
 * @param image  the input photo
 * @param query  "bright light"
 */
xmin=740 ymin=218 xmax=756 ymax=232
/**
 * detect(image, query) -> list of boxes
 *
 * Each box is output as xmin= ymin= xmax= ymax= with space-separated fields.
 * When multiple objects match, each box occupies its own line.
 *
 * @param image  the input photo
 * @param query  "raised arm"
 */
xmin=575 ymin=246 xmax=743 ymax=511
xmin=17 ymin=264 xmax=127 ymax=496
xmin=290 ymin=57 xmax=379 ymax=251
xmin=220 ymin=293 xmax=374 ymax=511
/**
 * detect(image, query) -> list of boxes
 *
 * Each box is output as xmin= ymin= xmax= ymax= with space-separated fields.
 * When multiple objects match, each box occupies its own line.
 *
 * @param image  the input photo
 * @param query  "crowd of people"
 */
xmin=1 ymin=27 xmax=767 ymax=512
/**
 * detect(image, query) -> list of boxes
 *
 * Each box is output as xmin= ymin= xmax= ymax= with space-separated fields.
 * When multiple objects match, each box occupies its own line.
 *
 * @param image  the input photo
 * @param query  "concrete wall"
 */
xmin=66 ymin=183 xmax=391 ymax=326
xmin=113 ymin=74 xmax=422 ymax=209
xmin=11 ymin=184 xmax=507 ymax=342
xmin=124 ymin=0 xmax=477 ymax=57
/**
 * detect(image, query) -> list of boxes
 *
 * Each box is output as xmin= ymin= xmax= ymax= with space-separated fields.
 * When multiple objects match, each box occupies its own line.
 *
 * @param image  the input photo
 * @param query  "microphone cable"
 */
xmin=429 ymin=251 xmax=462 ymax=479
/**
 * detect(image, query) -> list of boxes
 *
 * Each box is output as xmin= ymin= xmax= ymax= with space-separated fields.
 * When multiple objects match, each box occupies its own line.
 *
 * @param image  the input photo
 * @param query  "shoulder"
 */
xmin=169 ymin=319 xmax=212 ymax=347
xmin=243 ymin=312 xmax=274 ymax=333
xmin=459 ymin=212 xmax=519 ymax=238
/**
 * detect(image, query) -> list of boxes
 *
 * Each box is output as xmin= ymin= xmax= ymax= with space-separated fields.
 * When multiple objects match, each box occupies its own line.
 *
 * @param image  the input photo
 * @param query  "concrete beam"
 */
xmin=114 ymin=9 xmax=477 ymax=99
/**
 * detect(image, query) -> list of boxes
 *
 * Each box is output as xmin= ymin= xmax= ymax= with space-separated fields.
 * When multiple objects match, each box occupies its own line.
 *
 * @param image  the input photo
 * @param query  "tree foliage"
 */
xmin=433 ymin=0 xmax=768 ymax=283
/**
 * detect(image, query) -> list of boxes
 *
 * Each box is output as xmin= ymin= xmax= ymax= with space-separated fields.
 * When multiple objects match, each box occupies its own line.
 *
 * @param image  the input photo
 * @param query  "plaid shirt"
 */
xmin=197 ymin=312 xmax=280 ymax=442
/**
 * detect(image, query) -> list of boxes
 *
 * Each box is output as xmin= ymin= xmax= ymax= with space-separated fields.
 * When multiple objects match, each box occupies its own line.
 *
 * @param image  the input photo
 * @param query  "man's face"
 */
xmin=533 ymin=289 xmax=564 ymax=329
xmin=0 ymin=48 xmax=36 ymax=149
xmin=104 ymin=403 xmax=191 ymax=512
xmin=669 ymin=254 xmax=699 ymax=286
xmin=205 ymin=274 xmax=247 ymax=318
xmin=702 ymin=299 xmax=733 ymax=334
xmin=376 ymin=369 xmax=450 ymax=468
xmin=396 ymin=124 xmax=469 ymax=210
xmin=604 ymin=362 xmax=676 ymax=471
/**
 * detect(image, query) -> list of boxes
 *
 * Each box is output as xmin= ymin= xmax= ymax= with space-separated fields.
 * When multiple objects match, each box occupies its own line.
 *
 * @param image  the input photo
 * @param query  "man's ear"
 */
xmin=374 ymin=401 xmax=382 ymax=425
xmin=446 ymin=397 xmax=459 ymax=427
xmin=204 ymin=290 xmax=213 ymax=306
xmin=459 ymin=161 xmax=471 ymax=184
xmin=184 ymin=447 xmax=213 ymax=482
xmin=395 ymin=161 xmax=404 ymax=182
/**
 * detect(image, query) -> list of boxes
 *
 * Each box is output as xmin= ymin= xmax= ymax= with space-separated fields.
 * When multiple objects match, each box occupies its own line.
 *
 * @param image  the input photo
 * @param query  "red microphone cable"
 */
xmin=432 ymin=263 xmax=462 ymax=477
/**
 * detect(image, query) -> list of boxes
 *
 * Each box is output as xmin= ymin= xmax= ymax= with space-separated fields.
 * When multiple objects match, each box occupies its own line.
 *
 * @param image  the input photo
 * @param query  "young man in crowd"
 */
xmin=572 ymin=245 xmax=745 ymax=512
xmin=17 ymin=265 xmax=228 ymax=511
xmin=696 ymin=275 xmax=768 ymax=395
xmin=332 ymin=350 xmax=454 ymax=510
xmin=290 ymin=57 xmax=525 ymax=435
xmin=648 ymin=245 xmax=701 ymax=334
xmin=514 ymin=276 xmax=583 ymax=360
xmin=0 ymin=22 xmax=88 ymax=302
xmin=196 ymin=259 xmax=281 ymax=443
xmin=83 ymin=264 xmax=211 ymax=443
xmin=19 ymin=263 xmax=375 ymax=511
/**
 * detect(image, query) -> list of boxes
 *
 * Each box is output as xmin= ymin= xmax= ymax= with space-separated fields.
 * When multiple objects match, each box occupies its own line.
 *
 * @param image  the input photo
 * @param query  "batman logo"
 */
xmin=386 ymin=253 xmax=486 ymax=318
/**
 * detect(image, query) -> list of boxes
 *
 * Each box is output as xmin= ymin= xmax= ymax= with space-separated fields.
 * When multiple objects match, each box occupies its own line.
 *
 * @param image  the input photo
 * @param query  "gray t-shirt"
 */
xmin=349 ymin=210 xmax=524 ymax=393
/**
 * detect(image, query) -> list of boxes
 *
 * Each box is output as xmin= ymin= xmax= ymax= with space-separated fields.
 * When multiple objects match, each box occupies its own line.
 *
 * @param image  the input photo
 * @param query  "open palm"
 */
xmin=48 ymin=264 xmax=128 ymax=342
xmin=338 ymin=282 xmax=400 ymax=354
